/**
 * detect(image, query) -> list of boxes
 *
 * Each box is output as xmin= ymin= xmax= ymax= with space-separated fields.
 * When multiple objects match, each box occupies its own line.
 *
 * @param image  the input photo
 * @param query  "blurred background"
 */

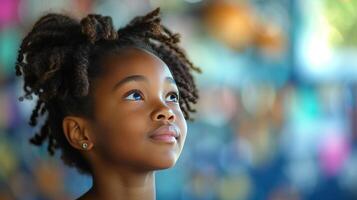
xmin=1 ymin=0 xmax=357 ymax=199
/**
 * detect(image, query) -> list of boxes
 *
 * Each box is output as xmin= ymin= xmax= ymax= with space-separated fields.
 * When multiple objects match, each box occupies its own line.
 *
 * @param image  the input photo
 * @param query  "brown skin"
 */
xmin=62 ymin=48 xmax=188 ymax=200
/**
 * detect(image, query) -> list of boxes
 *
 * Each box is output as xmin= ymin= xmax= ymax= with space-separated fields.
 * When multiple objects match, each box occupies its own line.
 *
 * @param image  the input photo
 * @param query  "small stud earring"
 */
xmin=82 ymin=143 xmax=88 ymax=149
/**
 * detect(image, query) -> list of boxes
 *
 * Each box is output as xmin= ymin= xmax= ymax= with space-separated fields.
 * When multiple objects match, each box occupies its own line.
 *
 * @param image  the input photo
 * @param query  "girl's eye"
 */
xmin=124 ymin=90 xmax=143 ymax=101
xmin=166 ymin=92 xmax=179 ymax=102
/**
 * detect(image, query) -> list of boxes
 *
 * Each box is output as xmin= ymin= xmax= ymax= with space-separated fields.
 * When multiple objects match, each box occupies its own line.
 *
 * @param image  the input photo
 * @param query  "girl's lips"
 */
xmin=150 ymin=134 xmax=176 ymax=143
xmin=149 ymin=125 xmax=179 ymax=143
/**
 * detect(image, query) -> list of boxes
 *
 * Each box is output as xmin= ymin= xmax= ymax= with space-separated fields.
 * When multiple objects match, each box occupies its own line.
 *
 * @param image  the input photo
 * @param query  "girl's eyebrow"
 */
xmin=112 ymin=75 xmax=147 ymax=91
xmin=112 ymin=75 xmax=176 ymax=91
xmin=166 ymin=76 xmax=176 ymax=85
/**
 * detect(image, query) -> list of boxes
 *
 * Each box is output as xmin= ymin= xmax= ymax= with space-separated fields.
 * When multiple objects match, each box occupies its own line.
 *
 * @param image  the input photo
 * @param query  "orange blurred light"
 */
xmin=203 ymin=2 xmax=258 ymax=50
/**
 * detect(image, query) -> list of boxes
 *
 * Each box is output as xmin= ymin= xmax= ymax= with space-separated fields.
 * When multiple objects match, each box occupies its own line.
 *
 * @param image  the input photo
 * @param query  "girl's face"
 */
xmin=89 ymin=47 xmax=187 ymax=171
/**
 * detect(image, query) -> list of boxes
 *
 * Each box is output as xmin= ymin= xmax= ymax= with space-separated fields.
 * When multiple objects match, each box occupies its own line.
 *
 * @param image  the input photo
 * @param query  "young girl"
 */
xmin=15 ymin=8 xmax=200 ymax=200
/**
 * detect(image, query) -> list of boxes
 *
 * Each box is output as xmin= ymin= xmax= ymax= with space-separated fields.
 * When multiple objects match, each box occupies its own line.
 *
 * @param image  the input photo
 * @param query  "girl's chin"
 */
xmin=154 ymin=162 xmax=177 ymax=170
xmin=148 ymin=155 xmax=179 ymax=170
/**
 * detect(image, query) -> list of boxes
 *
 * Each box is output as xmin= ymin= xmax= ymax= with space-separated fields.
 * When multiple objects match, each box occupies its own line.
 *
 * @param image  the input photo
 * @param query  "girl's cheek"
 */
xmin=176 ymin=109 xmax=187 ymax=135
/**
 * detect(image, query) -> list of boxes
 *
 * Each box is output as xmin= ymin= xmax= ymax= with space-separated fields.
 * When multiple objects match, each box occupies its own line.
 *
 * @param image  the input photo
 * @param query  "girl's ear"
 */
xmin=62 ymin=116 xmax=94 ymax=151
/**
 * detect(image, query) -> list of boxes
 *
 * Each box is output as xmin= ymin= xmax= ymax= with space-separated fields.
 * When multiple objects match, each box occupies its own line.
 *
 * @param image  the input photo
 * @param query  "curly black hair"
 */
xmin=15 ymin=8 xmax=201 ymax=175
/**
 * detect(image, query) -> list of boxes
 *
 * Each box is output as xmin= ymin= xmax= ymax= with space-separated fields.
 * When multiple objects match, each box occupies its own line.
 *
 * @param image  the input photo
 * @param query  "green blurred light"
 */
xmin=0 ymin=28 xmax=20 ymax=77
xmin=324 ymin=0 xmax=357 ymax=47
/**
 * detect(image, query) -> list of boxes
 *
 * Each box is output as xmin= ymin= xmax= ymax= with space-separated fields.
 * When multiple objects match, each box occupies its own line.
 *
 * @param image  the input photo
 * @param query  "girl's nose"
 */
xmin=151 ymin=105 xmax=176 ymax=123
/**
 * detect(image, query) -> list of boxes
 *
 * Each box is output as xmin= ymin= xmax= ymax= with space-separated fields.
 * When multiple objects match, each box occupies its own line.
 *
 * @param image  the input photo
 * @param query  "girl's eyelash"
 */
xmin=168 ymin=91 xmax=179 ymax=98
xmin=123 ymin=90 xmax=180 ymax=101
xmin=123 ymin=89 xmax=144 ymax=100
xmin=167 ymin=91 xmax=180 ymax=102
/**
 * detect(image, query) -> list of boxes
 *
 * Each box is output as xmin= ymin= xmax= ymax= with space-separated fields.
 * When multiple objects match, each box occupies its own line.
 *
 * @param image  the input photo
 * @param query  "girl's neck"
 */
xmin=78 ymin=166 xmax=156 ymax=200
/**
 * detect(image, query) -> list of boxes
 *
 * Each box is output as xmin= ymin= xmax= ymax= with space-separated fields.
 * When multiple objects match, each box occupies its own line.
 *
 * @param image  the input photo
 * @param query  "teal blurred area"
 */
xmin=1 ymin=0 xmax=357 ymax=199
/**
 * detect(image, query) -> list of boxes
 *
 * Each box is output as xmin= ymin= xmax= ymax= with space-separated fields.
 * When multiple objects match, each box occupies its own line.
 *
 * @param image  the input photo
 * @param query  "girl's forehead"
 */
xmin=101 ymin=47 xmax=173 ymax=81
